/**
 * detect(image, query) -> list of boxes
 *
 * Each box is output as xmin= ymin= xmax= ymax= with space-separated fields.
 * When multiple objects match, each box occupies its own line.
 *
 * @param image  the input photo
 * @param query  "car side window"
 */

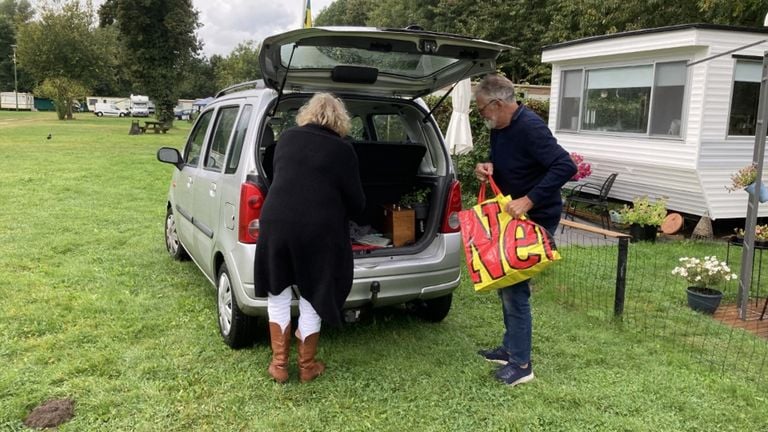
xmin=348 ymin=116 xmax=366 ymax=140
xmin=204 ymin=106 xmax=240 ymax=172
xmin=184 ymin=110 xmax=213 ymax=167
xmin=225 ymin=104 xmax=253 ymax=174
xmin=372 ymin=114 xmax=408 ymax=141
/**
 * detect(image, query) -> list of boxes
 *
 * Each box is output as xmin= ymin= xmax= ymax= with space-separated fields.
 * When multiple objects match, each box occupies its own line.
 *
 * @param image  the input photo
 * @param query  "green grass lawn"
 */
xmin=1 ymin=111 xmax=767 ymax=431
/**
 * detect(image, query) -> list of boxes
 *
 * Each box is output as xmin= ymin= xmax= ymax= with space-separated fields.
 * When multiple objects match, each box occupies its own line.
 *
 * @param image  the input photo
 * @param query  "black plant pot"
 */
xmin=686 ymin=286 xmax=723 ymax=314
xmin=629 ymin=223 xmax=657 ymax=243
xmin=412 ymin=202 xmax=429 ymax=220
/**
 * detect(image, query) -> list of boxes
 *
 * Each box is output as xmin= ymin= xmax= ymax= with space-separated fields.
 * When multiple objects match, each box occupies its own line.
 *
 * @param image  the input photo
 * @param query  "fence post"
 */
xmin=614 ymin=237 xmax=629 ymax=317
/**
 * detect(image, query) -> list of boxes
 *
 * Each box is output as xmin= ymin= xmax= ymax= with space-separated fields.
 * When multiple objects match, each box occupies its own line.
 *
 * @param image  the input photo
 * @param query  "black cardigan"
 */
xmin=254 ymin=124 xmax=366 ymax=326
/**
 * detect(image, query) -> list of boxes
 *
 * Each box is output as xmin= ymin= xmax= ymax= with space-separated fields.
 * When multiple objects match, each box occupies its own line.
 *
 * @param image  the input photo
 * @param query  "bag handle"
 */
xmin=477 ymin=176 xmax=504 ymax=203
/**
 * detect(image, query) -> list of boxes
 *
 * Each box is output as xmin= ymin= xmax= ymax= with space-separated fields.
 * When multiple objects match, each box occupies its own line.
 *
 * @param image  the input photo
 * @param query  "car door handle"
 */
xmin=209 ymin=183 xmax=217 ymax=197
xmin=186 ymin=177 xmax=193 ymax=188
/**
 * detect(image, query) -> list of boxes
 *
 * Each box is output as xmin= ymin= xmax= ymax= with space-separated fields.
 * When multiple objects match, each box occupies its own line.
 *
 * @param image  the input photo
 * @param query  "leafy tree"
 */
xmin=315 ymin=0 xmax=375 ymax=26
xmin=35 ymin=77 xmax=88 ymax=119
xmin=0 ymin=0 xmax=33 ymax=93
xmin=16 ymin=1 xmax=107 ymax=119
xmin=213 ymin=40 xmax=261 ymax=90
xmin=99 ymin=0 xmax=201 ymax=123
xmin=177 ymin=55 xmax=217 ymax=99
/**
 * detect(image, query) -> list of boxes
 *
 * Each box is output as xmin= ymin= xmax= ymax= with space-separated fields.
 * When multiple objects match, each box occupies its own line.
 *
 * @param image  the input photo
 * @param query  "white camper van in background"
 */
xmin=93 ymin=102 xmax=129 ymax=117
xmin=130 ymin=94 xmax=149 ymax=117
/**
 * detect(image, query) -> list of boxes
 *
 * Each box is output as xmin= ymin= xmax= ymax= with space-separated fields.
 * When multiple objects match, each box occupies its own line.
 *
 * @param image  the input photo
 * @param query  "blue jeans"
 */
xmin=498 ymin=222 xmax=557 ymax=365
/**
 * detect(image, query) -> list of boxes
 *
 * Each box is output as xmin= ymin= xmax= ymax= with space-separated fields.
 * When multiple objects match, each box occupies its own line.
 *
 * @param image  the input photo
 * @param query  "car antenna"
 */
xmin=421 ymin=62 xmax=475 ymax=124
xmin=269 ymin=43 xmax=297 ymax=118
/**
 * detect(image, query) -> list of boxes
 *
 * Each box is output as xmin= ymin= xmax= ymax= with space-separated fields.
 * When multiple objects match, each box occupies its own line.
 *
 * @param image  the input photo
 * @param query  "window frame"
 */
xmin=183 ymin=109 xmax=215 ymax=167
xmin=202 ymin=104 xmax=242 ymax=173
xmin=726 ymin=57 xmax=763 ymax=139
xmin=556 ymin=59 xmax=690 ymax=140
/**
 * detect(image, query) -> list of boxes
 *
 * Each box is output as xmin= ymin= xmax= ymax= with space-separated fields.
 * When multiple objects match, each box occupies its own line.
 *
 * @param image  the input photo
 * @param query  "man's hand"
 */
xmin=505 ymin=196 xmax=533 ymax=219
xmin=475 ymin=162 xmax=494 ymax=182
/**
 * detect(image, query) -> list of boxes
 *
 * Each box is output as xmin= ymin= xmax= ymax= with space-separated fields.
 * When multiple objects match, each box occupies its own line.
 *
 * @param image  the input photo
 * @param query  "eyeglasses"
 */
xmin=477 ymin=98 xmax=499 ymax=115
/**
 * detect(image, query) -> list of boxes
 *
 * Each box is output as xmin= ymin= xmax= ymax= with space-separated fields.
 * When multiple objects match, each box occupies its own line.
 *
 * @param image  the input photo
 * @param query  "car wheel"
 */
xmin=410 ymin=293 xmax=453 ymax=322
xmin=165 ymin=207 xmax=189 ymax=261
xmin=119 ymin=113 xmax=125 ymax=117
xmin=217 ymin=263 xmax=256 ymax=349
xmin=96 ymin=112 xmax=103 ymax=117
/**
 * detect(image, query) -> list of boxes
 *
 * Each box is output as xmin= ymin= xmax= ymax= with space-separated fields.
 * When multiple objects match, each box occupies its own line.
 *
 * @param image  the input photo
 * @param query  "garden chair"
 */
xmin=562 ymin=172 xmax=618 ymax=230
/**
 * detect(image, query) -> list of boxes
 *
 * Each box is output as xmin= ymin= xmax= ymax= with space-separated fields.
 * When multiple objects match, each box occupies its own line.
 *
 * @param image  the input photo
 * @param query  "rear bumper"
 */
xmin=235 ymin=233 xmax=462 ymax=317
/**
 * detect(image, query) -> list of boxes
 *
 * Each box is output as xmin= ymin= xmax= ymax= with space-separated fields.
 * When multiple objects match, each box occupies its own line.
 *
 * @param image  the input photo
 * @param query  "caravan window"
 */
xmin=558 ymin=61 xmax=686 ymax=137
xmin=728 ymin=60 xmax=761 ymax=136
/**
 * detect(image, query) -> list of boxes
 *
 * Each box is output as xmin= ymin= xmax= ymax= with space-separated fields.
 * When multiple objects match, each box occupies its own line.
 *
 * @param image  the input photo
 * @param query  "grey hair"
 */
xmin=474 ymin=74 xmax=516 ymax=102
xmin=296 ymin=93 xmax=351 ymax=137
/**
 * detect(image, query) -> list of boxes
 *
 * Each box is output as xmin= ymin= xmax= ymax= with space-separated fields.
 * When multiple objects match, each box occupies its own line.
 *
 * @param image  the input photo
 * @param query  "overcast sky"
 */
xmin=194 ymin=0 xmax=337 ymax=57
xmin=35 ymin=0 xmax=337 ymax=57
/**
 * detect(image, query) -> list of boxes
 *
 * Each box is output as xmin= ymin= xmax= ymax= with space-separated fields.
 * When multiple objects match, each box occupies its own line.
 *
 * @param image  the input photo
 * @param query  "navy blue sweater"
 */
xmin=490 ymin=105 xmax=577 ymax=230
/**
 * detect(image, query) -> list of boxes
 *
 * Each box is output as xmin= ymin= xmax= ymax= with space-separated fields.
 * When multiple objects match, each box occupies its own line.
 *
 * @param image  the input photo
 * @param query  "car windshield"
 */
xmin=280 ymin=43 xmax=458 ymax=78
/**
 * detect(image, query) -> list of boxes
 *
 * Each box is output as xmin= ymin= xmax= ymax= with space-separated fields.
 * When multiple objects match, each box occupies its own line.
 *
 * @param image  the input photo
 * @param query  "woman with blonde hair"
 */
xmin=254 ymin=93 xmax=366 ymax=383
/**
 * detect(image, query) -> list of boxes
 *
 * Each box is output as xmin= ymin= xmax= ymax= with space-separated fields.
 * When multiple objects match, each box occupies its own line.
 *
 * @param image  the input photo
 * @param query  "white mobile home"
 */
xmin=0 ymin=92 xmax=34 ymax=110
xmin=542 ymin=24 xmax=768 ymax=220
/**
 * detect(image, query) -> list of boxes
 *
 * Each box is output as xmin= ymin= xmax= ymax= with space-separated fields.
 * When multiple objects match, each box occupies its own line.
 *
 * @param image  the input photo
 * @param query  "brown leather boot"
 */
xmin=296 ymin=331 xmax=325 ymax=383
xmin=267 ymin=322 xmax=291 ymax=383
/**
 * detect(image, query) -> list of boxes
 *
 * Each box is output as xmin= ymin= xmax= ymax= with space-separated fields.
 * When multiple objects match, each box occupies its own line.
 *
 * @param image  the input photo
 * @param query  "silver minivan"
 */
xmin=157 ymin=27 xmax=510 ymax=348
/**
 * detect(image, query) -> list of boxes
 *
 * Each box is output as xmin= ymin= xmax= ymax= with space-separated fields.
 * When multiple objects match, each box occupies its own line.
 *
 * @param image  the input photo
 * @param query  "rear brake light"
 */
xmin=440 ymin=180 xmax=462 ymax=233
xmin=239 ymin=182 xmax=265 ymax=243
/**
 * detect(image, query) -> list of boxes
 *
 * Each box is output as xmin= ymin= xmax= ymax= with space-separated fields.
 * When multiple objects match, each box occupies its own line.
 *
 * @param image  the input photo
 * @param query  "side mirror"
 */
xmin=157 ymin=147 xmax=184 ymax=171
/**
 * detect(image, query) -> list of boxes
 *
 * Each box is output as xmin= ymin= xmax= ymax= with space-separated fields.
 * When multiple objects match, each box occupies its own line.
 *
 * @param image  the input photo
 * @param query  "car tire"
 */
xmin=217 ymin=263 xmax=257 ymax=349
xmin=119 ymin=113 xmax=126 ymax=117
xmin=165 ymin=207 xmax=189 ymax=261
xmin=410 ymin=293 xmax=453 ymax=322
xmin=96 ymin=112 xmax=103 ymax=117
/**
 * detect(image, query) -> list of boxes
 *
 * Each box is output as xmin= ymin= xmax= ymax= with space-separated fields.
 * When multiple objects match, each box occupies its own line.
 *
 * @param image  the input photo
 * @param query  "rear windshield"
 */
xmin=281 ymin=44 xmax=458 ymax=78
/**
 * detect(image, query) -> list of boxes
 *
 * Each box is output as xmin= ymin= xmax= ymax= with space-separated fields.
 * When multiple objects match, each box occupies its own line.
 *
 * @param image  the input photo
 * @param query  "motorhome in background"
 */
xmin=130 ymin=94 xmax=149 ymax=117
xmin=87 ymin=97 xmax=129 ymax=113
xmin=0 ymin=92 xmax=34 ymax=110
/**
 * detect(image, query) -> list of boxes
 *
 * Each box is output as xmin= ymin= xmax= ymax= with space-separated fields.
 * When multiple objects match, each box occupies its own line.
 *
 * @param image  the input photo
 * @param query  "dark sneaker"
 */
xmin=477 ymin=346 xmax=509 ymax=365
xmin=495 ymin=362 xmax=535 ymax=386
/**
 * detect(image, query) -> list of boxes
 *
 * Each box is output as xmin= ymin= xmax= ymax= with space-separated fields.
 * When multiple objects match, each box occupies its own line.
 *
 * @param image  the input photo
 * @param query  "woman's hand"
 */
xmin=474 ymin=162 xmax=494 ymax=182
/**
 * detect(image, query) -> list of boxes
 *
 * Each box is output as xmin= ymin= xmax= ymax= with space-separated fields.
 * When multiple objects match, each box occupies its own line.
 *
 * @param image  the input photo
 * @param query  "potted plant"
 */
xmin=731 ymin=224 xmax=768 ymax=247
xmin=726 ymin=163 xmax=768 ymax=202
xmin=619 ymin=196 xmax=667 ymax=243
xmin=672 ymin=256 xmax=737 ymax=314
xmin=399 ymin=186 xmax=431 ymax=220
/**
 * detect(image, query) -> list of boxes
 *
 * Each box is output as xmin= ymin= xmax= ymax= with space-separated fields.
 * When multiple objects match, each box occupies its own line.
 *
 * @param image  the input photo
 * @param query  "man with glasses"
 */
xmin=473 ymin=74 xmax=576 ymax=387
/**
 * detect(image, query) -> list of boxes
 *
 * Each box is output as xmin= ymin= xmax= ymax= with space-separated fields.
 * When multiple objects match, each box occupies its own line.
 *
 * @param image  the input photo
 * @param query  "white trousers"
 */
xmin=267 ymin=285 xmax=321 ymax=341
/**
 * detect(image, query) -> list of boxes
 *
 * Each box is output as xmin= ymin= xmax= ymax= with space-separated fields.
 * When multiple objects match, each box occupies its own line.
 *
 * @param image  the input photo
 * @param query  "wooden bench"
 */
xmin=143 ymin=120 xmax=170 ymax=134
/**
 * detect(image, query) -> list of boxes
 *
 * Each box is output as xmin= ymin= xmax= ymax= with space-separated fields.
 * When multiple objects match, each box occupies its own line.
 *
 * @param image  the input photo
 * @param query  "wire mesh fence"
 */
xmin=543 ymin=219 xmax=768 ymax=383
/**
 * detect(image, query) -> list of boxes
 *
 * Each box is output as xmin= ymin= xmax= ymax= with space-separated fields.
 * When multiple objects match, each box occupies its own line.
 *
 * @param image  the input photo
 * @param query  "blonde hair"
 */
xmin=296 ymin=93 xmax=351 ymax=137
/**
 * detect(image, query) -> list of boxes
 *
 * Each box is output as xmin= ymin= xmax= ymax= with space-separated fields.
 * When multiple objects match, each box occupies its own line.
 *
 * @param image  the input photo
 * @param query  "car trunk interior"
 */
xmin=258 ymin=94 xmax=450 ymax=254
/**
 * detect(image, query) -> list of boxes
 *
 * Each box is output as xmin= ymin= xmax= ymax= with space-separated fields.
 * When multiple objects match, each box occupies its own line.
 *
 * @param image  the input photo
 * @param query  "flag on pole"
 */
xmin=303 ymin=0 xmax=312 ymax=28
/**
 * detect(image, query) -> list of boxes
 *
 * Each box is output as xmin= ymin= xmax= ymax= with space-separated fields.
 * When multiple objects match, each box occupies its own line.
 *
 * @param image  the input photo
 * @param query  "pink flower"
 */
xmin=570 ymin=152 xmax=592 ymax=181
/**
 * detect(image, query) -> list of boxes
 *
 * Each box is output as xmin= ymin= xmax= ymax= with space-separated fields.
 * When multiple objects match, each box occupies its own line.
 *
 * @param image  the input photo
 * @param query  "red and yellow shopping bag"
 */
xmin=459 ymin=178 xmax=561 ymax=292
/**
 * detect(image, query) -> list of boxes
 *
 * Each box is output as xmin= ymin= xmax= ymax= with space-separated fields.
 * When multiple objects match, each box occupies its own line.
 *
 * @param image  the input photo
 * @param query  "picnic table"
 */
xmin=141 ymin=120 xmax=170 ymax=134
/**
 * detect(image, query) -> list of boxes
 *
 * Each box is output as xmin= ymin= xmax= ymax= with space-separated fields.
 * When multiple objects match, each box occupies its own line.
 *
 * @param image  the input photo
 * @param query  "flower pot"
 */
xmin=629 ymin=223 xmax=657 ymax=243
xmin=744 ymin=182 xmax=768 ymax=203
xmin=411 ymin=202 xmax=429 ymax=220
xmin=686 ymin=286 xmax=723 ymax=314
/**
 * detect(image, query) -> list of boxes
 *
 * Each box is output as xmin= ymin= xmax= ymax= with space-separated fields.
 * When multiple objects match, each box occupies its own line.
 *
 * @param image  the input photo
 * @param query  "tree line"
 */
xmin=0 ymin=0 xmax=260 ymax=121
xmin=316 ymin=0 xmax=766 ymax=84
xmin=1 ymin=0 xmax=764 ymax=120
